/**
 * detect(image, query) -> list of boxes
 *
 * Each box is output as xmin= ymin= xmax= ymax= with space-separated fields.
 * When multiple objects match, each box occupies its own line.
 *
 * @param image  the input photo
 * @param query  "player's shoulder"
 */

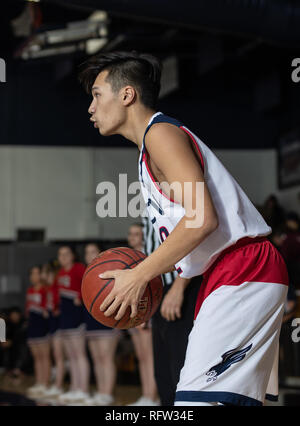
xmin=145 ymin=121 xmax=190 ymax=151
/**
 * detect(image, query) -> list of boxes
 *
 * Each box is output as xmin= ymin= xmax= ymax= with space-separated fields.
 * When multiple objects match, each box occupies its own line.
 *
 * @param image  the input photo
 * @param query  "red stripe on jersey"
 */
xmin=180 ymin=126 xmax=204 ymax=173
xmin=194 ymin=236 xmax=289 ymax=319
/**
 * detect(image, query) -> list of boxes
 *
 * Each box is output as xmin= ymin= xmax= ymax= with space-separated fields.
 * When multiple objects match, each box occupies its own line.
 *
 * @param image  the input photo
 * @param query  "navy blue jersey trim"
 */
xmin=140 ymin=112 xmax=183 ymax=185
xmin=142 ymin=112 xmax=183 ymax=152
xmin=265 ymin=393 xmax=278 ymax=402
xmin=175 ymin=391 xmax=262 ymax=406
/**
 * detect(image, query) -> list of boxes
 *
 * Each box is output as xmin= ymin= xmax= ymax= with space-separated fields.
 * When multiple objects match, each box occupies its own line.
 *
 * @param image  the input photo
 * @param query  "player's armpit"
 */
xmin=145 ymin=123 xmax=219 ymax=233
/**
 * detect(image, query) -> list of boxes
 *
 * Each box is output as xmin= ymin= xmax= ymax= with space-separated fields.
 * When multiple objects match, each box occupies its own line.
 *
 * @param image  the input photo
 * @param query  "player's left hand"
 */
xmin=160 ymin=285 xmax=184 ymax=321
xmin=99 ymin=268 xmax=148 ymax=320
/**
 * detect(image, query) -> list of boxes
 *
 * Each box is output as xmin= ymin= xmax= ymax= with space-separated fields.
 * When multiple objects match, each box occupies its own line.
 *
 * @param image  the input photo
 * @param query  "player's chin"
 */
xmin=99 ymin=127 xmax=112 ymax=136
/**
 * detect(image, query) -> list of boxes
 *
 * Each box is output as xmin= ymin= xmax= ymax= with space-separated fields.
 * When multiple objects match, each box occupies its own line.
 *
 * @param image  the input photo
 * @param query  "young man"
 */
xmin=79 ymin=51 xmax=289 ymax=406
xmin=143 ymin=215 xmax=200 ymax=406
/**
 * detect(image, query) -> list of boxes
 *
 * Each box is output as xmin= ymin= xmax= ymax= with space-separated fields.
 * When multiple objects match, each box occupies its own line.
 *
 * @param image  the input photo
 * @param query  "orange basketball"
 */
xmin=81 ymin=247 xmax=163 ymax=329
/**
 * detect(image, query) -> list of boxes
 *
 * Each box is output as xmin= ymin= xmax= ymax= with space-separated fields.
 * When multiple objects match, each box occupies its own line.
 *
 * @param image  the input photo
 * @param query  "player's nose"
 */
xmin=88 ymin=101 xmax=95 ymax=115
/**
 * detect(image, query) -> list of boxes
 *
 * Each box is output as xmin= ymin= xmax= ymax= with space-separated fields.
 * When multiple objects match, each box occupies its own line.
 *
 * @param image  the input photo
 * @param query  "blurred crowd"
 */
xmin=0 ymin=226 xmax=160 ymax=406
xmin=0 ymin=194 xmax=300 ymax=405
xmin=258 ymin=195 xmax=300 ymax=380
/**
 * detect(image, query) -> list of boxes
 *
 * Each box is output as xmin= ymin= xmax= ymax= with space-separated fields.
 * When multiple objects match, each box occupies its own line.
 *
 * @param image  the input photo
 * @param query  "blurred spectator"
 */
xmin=260 ymin=195 xmax=285 ymax=231
xmin=279 ymin=284 xmax=298 ymax=382
xmin=281 ymin=212 xmax=300 ymax=289
xmin=83 ymin=243 xmax=120 ymax=406
xmin=41 ymin=261 xmax=65 ymax=399
xmin=270 ymin=219 xmax=300 ymax=381
xmin=1 ymin=307 xmax=31 ymax=381
xmin=55 ymin=245 xmax=90 ymax=405
xmin=126 ymin=223 xmax=159 ymax=406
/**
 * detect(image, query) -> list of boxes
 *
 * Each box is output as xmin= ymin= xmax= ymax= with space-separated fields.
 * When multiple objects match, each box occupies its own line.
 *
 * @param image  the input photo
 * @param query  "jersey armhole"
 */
xmin=179 ymin=126 xmax=205 ymax=173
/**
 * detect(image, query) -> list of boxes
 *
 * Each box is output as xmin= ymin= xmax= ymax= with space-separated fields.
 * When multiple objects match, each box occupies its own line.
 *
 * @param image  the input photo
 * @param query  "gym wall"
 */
xmin=0 ymin=146 xmax=299 ymax=242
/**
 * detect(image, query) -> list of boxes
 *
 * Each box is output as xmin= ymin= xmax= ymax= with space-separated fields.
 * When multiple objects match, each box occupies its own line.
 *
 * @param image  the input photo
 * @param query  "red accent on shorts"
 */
xmin=194 ymin=236 xmax=289 ymax=320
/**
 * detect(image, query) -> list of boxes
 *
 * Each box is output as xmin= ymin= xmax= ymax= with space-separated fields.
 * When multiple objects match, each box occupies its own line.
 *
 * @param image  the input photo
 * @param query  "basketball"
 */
xmin=81 ymin=247 xmax=163 ymax=329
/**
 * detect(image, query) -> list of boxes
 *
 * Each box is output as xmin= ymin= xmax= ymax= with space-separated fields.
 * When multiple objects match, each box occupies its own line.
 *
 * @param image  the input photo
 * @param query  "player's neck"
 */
xmin=120 ymin=107 xmax=157 ymax=150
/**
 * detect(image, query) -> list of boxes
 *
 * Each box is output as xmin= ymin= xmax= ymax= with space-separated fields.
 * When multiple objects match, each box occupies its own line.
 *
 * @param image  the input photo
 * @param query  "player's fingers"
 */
xmin=161 ymin=307 xmax=168 ymax=321
xmin=115 ymin=301 xmax=130 ymax=321
xmin=166 ymin=307 xmax=172 ymax=321
xmin=160 ymin=303 xmax=167 ymax=317
xmin=175 ymin=306 xmax=181 ymax=319
xmin=130 ymin=302 xmax=138 ymax=319
xmin=99 ymin=270 xmax=117 ymax=279
xmin=101 ymin=295 xmax=120 ymax=315
xmin=169 ymin=308 xmax=176 ymax=322
xmin=99 ymin=291 xmax=115 ymax=311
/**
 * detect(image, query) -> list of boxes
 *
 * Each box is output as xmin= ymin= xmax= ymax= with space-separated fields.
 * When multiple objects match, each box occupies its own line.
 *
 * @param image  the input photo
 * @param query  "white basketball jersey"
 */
xmin=138 ymin=112 xmax=271 ymax=278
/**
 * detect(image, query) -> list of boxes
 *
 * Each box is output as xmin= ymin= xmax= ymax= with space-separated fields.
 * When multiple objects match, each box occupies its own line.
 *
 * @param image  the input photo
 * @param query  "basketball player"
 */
xmin=26 ymin=266 xmax=51 ymax=398
xmin=79 ymin=51 xmax=289 ymax=406
xmin=143 ymin=215 xmax=200 ymax=406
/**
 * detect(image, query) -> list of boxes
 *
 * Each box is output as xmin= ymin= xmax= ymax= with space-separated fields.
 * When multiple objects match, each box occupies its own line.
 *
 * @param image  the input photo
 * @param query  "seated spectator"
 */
xmin=1 ymin=307 xmax=28 ymax=381
xmin=279 ymin=284 xmax=298 ymax=383
xmin=260 ymin=195 xmax=285 ymax=230
xmin=280 ymin=212 xmax=300 ymax=289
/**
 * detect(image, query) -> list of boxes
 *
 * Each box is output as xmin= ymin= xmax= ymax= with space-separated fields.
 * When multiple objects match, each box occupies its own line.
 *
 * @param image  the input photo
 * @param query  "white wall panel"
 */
xmin=0 ymin=146 xmax=299 ymax=241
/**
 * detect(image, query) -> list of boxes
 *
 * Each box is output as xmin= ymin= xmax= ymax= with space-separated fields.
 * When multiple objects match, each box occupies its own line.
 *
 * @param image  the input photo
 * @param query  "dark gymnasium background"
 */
xmin=0 ymin=0 xmax=300 ymax=407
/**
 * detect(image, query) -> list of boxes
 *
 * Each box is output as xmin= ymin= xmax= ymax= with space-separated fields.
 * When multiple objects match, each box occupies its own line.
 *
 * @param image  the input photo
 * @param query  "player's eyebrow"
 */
xmin=91 ymin=86 xmax=100 ymax=93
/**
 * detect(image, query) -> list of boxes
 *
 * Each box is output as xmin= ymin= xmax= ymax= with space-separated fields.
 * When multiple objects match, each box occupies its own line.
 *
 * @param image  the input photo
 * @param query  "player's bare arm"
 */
xmin=100 ymin=123 xmax=218 ymax=320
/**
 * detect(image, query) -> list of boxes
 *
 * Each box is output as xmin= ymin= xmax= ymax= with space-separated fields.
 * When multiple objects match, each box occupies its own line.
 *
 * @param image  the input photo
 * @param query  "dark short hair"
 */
xmin=78 ymin=50 xmax=162 ymax=109
xmin=286 ymin=211 xmax=300 ymax=224
xmin=85 ymin=242 xmax=101 ymax=252
xmin=129 ymin=222 xmax=144 ymax=229
xmin=29 ymin=265 xmax=42 ymax=275
xmin=58 ymin=245 xmax=79 ymax=262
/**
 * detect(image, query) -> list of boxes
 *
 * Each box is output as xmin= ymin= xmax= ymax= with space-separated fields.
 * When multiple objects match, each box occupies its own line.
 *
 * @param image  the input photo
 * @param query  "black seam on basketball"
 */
xmin=84 ymin=258 xmax=139 ymax=280
xmin=114 ymin=318 xmax=121 ymax=327
xmin=88 ymin=263 xmax=133 ymax=314
xmin=111 ymin=249 xmax=144 ymax=263
xmin=111 ymin=248 xmax=145 ymax=263
xmin=132 ymin=249 xmax=146 ymax=262
xmin=89 ymin=279 xmax=114 ymax=313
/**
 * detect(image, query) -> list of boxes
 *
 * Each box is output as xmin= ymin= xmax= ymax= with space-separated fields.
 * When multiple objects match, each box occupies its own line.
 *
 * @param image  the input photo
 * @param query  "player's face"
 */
xmin=85 ymin=244 xmax=100 ymax=265
xmin=30 ymin=267 xmax=41 ymax=285
xmin=127 ymin=226 xmax=143 ymax=250
xmin=58 ymin=247 xmax=75 ymax=268
xmin=88 ymin=70 xmax=126 ymax=136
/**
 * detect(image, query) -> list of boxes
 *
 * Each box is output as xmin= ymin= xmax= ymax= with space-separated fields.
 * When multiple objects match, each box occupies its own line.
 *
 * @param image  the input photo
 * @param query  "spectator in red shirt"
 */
xmin=25 ymin=266 xmax=50 ymax=398
xmin=55 ymin=246 xmax=90 ymax=405
xmin=41 ymin=261 xmax=65 ymax=399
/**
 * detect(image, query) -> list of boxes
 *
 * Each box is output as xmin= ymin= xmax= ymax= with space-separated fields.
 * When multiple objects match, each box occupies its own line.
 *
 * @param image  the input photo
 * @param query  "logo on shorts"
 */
xmin=206 ymin=344 xmax=252 ymax=383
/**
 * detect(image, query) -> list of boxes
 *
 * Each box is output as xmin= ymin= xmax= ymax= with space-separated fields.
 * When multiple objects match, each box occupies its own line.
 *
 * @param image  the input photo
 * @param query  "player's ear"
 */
xmin=122 ymin=86 xmax=135 ymax=105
